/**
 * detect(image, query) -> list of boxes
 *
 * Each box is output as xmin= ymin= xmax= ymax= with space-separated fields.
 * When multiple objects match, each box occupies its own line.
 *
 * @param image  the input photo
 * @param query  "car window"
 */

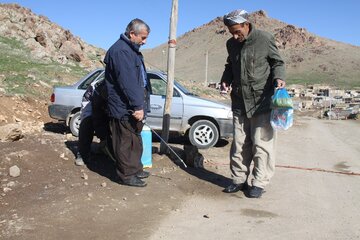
xmin=79 ymin=71 xmax=104 ymax=90
xmin=148 ymin=73 xmax=179 ymax=97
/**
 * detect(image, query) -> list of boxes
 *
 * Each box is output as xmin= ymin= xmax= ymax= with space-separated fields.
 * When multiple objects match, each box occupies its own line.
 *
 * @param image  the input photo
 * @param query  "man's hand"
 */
xmin=220 ymin=82 xmax=230 ymax=94
xmin=132 ymin=109 xmax=144 ymax=121
xmin=276 ymin=79 xmax=286 ymax=89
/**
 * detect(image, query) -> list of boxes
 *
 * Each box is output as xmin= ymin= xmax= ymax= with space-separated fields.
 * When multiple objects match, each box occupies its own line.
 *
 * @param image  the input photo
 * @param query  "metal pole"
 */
xmin=143 ymin=122 xmax=187 ymax=168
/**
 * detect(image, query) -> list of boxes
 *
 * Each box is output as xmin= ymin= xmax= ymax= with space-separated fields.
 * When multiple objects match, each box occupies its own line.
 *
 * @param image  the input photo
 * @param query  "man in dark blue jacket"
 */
xmin=104 ymin=18 xmax=151 ymax=187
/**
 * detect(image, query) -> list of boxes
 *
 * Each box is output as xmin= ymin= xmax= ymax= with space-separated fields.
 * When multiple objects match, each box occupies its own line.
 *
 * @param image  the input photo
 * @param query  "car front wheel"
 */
xmin=69 ymin=111 xmax=81 ymax=137
xmin=189 ymin=120 xmax=219 ymax=149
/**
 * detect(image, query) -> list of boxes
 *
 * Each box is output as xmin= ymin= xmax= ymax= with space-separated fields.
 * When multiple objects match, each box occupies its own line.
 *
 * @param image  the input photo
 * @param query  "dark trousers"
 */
xmin=92 ymin=94 xmax=109 ymax=142
xmin=78 ymin=116 xmax=94 ymax=161
xmin=110 ymin=118 xmax=144 ymax=181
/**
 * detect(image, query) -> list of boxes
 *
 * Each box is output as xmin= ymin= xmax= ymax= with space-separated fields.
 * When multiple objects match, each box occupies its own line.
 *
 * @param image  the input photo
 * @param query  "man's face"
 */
xmin=228 ymin=23 xmax=250 ymax=42
xmin=129 ymin=29 xmax=149 ymax=46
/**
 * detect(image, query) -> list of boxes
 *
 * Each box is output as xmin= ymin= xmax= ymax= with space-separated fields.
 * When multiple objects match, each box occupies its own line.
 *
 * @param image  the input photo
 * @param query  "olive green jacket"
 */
xmin=221 ymin=24 xmax=285 ymax=118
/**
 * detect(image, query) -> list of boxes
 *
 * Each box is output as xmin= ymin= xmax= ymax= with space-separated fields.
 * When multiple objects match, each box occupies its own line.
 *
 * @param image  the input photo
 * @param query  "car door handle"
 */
xmin=150 ymin=104 xmax=162 ymax=110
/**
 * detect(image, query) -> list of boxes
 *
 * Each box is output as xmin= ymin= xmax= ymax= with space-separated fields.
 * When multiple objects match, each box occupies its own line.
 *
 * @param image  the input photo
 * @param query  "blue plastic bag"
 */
xmin=270 ymin=88 xmax=293 ymax=130
xmin=271 ymin=88 xmax=293 ymax=109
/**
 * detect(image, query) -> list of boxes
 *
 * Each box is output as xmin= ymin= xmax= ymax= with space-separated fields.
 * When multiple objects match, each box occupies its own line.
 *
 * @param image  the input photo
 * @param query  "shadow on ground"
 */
xmin=43 ymin=122 xmax=71 ymax=135
xmin=47 ymin=122 xmax=231 ymax=188
xmin=64 ymin=140 xmax=119 ymax=182
xmin=151 ymin=132 xmax=230 ymax=148
xmin=160 ymin=145 xmax=232 ymax=189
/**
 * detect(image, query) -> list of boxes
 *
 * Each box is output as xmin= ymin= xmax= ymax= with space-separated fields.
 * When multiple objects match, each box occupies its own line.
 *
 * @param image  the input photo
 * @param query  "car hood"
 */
xmin=184 ymin=95 xmax=231 ymax=110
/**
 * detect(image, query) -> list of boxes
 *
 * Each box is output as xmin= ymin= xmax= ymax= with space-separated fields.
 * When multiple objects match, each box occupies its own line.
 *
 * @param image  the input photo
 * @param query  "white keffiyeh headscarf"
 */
xmin=223 ymin=9 xmax=249 ymax=26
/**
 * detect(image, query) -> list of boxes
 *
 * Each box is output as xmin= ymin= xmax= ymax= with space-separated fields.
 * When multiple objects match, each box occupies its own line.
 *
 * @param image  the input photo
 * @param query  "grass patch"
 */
xmin=0 ymin=36 xmax=27 ymax=50
xmin=0 ymin=36 xmax=87 ymax=99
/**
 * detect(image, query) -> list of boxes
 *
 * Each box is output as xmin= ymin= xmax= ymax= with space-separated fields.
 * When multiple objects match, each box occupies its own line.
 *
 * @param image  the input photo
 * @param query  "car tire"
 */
xmin=69 ymin=111 xmax=81 ymax=137
xmin=189 ymin=120 xmax=219 ymax=149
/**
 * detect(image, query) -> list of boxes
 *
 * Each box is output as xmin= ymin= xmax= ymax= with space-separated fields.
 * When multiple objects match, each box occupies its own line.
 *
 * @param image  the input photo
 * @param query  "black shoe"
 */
xmin=136 ymin=171 xmax=150 ymax=179
xmin=223 ymin=182 xmax=248 ymax=193
xmin=248 ymin=186 xmax=264 ymax=198
xmin=120 ymin=176 xmax=147 ymax=187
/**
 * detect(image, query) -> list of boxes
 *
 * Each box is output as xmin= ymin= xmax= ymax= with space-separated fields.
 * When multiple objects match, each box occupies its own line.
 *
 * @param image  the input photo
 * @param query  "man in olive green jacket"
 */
xmin=220 ymin=9 xmax=286 ymax=198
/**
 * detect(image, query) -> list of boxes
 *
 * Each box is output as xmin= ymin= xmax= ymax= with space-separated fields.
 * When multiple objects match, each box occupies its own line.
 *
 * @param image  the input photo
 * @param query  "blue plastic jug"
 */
xmin=141 ymin=125 xmax=152 ymax=168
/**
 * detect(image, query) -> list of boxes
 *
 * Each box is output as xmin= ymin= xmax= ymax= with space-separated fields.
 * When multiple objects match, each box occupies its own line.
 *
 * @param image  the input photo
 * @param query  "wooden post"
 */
xmin=160 ymin=0 xmax=178 ymax=154
xmin=204 ymin=50 xmax=208 ymax=87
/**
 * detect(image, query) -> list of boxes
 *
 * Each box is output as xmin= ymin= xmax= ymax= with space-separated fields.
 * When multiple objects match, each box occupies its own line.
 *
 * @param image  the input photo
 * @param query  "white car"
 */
xmin=48 ymin=69 xmax=233 ymax=149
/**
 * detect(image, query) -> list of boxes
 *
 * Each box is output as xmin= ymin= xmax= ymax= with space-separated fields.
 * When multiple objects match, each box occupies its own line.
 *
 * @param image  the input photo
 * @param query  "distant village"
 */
xmin=288 ymin=84 xmax=360 ymax=119
xmin=208 ymin=83 xmax=360 ymax=120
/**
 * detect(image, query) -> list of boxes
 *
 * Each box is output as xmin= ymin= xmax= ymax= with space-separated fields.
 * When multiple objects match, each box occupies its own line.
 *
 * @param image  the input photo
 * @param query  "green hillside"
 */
xmin=0 ymin=36 xmax=86 ymax=99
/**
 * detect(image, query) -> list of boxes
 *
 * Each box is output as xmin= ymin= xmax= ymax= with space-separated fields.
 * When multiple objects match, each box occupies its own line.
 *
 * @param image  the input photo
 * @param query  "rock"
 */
xmin=39 ymin=80 xmax=51 ymax=88
xmin=35 ymin=31 xmax=47 ymax=47
xmin=3 ymin=187 xmax=12 ymax=193
xmin=65 ymin=133 xmax=73 ymax=140
xmin=101 ymin=182 xmax=107 ymax=187
xmin=0 ymin=124 xmax=23 ymax=142
xmin=6 ymin=181 xmax=15 ymax=187
xmin=59 ymin=153 xmax=69 ymax=160
xmin=0 ymin=115 xmax=6 ymax=122
xmin=26 ymin=74 xmax=36 ymax=80
xmin=60 ymin=40 xmax=84 ymax=62
xmin=203 ymin=214 xmax=210 ymax=218
xmin=81 ymin=173 xmax=88 ymax=180
xmin=13 ymin=117 xmax=22 ymax=122
xmin=44 ymin=184 xmax=53 ymax=189
xmin=9 ymin=165 xmax=20 ymax=177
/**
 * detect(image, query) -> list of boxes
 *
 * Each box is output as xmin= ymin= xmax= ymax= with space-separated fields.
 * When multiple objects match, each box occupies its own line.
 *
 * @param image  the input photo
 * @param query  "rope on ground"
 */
xmin=204 ymin=160 xmax=360 ymax=176
xmin=275 ymin=165 xmax=360 ymax=176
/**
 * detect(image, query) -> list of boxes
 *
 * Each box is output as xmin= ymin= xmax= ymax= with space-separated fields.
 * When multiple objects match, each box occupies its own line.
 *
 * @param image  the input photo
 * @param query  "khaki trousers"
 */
xmin=230 ymin=112 xmax=276 ymax=188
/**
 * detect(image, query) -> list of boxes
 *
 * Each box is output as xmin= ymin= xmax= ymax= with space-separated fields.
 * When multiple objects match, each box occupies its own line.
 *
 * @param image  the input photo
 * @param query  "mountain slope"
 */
xmin=0 ymin=3 xmax=105 ymax=69
xmin=143 ymin=10 xmax=360 ymax=89
xmin=0 ymin=3 xmax=107 ymax=99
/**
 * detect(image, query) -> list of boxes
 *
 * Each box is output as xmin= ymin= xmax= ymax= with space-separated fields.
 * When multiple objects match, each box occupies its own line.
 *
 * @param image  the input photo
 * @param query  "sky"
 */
xmin=2 ymin=0 xmax=360 ymax=49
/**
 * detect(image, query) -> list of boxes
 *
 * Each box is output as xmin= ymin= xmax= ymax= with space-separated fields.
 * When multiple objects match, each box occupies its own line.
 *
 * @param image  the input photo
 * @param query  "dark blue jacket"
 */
xmin=104 ymin=34 xmax=150 ymax=119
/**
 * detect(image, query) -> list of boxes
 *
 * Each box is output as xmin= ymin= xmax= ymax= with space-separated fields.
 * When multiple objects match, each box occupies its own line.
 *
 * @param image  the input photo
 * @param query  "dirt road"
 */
xmin=149 ymin=117 xmax=360 ymax=240
xmin=1 ymin=116 xmax=359 ymax=239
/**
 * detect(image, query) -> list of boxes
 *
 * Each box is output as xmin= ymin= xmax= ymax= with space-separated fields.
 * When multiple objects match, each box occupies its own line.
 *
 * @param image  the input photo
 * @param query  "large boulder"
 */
xmin=0 ymin=123 xmax=23 ymax=142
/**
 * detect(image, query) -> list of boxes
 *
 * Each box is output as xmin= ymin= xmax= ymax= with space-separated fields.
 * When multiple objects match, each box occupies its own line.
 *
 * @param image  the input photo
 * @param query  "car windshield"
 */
xmin=174 ymin=81 xmax=194 ymax=95
xmin=161 ymin=72 xmax=194 ymax=95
